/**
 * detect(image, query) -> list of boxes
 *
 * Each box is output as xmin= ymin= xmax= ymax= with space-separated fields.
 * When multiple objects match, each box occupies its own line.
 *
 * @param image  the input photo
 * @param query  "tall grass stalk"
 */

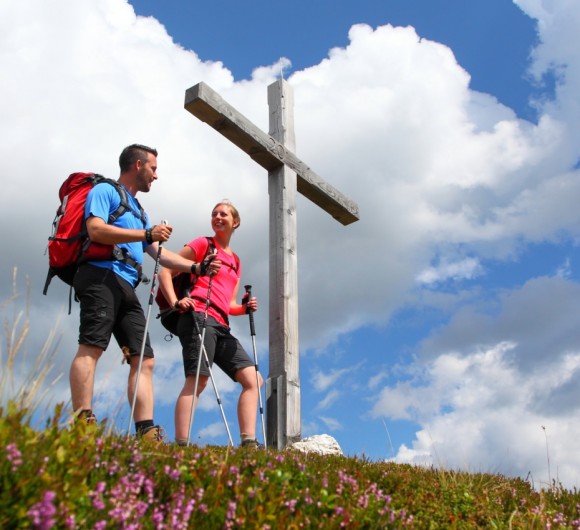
xmin=0 ymin=267 xmax=63 ymax=417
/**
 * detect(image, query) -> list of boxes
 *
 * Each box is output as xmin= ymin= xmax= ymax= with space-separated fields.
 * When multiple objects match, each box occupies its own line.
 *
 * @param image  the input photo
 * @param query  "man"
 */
xmin=70 ymin=144 xmax=216 ymax=441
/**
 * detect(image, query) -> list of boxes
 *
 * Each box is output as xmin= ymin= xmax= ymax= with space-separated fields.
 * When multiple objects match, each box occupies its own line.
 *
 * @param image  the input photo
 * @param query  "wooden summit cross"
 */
xmin=184 ymin=80 xmax=359 ymax=449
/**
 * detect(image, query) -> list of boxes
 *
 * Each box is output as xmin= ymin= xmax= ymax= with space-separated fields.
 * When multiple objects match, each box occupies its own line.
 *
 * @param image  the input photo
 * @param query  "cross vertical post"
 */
xmin=184 ymin=80 xmax=359 ymax=449
xmin=267 ymin=80 xmax=300 ymax=448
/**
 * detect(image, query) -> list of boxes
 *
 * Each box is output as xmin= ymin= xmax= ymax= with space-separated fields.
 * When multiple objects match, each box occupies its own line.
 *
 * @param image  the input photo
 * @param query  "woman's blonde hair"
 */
xmin=213 ymin=199 xmax=241 ymax=229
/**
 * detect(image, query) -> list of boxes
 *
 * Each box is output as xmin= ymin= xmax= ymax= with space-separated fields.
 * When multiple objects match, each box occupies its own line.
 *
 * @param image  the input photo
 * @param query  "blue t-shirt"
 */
xmin=84 ymin=182 xmax=151 ymax=286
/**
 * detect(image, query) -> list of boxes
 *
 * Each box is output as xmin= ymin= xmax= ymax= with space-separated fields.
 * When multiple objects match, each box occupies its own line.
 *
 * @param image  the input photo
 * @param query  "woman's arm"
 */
xmin=158 ymin=246 xmax=197 ymax=310
xmin=229 ymin=279 xmax=258 ymax=317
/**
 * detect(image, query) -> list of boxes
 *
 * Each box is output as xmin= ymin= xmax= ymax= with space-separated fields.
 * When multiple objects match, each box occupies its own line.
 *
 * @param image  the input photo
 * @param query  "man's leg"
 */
xmin=128 ymin=356 xmax=155 ymax=423
xmin=174 ymin=374 xmax=209 ymax=442
xmin=69 ymin=344 xmax=103 ymax=413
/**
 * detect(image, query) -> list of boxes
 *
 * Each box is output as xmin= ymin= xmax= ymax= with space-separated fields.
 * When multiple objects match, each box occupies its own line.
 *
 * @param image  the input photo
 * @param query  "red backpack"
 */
xmin=43 ymin=172 xmax=147 ymax=298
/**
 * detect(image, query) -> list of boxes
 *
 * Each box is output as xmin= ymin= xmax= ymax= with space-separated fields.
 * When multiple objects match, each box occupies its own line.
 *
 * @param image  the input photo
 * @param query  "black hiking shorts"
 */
xmin=177 ymin=311 xmax=252 ymax=380
xmin=74 ymin=264 xmax=153 ymax=360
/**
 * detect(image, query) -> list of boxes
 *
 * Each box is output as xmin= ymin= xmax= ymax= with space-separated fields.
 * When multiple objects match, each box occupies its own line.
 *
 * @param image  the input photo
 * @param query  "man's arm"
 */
xmin=86 ymin=216 xmax=171 ymax=245
xmin=146 ymin=243 xmax=220 ymax=275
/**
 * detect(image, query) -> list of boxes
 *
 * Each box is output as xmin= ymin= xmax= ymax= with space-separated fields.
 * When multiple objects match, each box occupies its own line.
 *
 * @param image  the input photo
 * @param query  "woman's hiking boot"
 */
xmin=138 ymin=425 xmax=166 ymax=445
xmin=240 ymin=438 xmax=264 ymax=450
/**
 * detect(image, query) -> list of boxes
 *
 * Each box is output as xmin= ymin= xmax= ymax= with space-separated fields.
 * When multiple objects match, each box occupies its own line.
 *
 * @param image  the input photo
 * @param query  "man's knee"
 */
xmin=76 ymin=344 xmax=104 ymax=361
xmin=130 ymin=356 xmax=155 ymax=374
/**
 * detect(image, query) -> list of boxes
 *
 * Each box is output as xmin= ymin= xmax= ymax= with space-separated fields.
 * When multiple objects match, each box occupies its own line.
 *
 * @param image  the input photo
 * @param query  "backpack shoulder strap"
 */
xmin=102 ymin=179 xmax=147 ymax=226
xmin=204 ymin=236 xmax=239 ymax=273
xmin=205 ymin=236 xmax=216 ymax=257
xmin=232 ymin=252 xmax=240 ymax=273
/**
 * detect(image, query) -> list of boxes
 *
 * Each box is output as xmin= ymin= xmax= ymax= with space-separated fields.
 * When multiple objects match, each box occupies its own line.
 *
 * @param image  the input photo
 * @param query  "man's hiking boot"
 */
xmin=137 ymin=425 xmax=166 ymax=445
xmin=240 ymin=438 xmax=264 ymax=450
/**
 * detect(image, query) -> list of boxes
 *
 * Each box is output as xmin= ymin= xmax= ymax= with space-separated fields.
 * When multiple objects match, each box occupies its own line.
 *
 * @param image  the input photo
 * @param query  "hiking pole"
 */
xmin=186 ymin=273 xmax=214 ymax=446
xmin=191 ymin=316 xmax=234 ymax=447
xmin=244 ymin=285 xmax=267 ymax=448
xmin=127 ymin=220 xmax=167 ymax=436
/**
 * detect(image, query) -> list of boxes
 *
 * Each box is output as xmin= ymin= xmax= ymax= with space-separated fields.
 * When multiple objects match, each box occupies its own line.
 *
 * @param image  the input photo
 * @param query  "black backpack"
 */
xmin=155 ymin=237 xmax=216 ymax=337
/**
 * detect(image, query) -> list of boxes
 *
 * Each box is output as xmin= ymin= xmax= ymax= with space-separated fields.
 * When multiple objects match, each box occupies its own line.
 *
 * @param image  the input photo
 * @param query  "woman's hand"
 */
xmin=174 ymin=297 xmax=196 ymax=311
xmin=244 ymin=296 xmax=258 ymax=313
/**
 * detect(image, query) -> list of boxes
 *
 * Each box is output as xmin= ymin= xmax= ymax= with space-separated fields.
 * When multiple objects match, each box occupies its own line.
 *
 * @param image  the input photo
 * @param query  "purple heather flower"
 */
xmin=226 ymin=500 xmax=237 ymax=520
xmin=27 ymin=490 xmax=57 ymax=530
xmin=5 ymin=443 xmax=23 ymax=471
xmin=64 ymin=514 xmax=76 ymax=529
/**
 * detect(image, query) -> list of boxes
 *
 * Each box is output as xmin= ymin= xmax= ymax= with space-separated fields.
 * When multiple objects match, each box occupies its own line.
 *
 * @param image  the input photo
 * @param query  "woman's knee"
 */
xmin=236 ymin=367 xmax=262 ymax=389
xmin=185 ymin=374 xmax=208 ymax=393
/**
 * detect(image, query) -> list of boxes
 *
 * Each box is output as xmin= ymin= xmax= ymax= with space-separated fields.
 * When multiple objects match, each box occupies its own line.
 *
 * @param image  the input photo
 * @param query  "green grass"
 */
xmin=2 ymin=269 xmax=580 ymax=528
xmin=2 ymin=407 xmax=580 ymax=529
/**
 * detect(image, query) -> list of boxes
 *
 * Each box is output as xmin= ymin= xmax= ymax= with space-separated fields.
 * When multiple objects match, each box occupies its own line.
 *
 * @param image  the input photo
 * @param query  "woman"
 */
xmin=159 ymin=199 xmax=263 ymax=448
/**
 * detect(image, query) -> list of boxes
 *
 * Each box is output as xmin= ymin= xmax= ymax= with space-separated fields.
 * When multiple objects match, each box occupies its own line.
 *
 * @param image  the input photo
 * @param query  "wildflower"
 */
xmin=357 ymin=494 xmax=369 ymax=509
xmin=152 ymin=507 xmax=164 ymax=527
xmin=89 ymin=482 xmax=107 ymax=511
xmin=226 ymin=500 xmax=237 ymax=520
xmin=27 ymin=490 xmax=57 ymax=530
xmin=164 ymin=465 xmax=181 ymax=481
xmin=5 ymin=443 xmax=23 ymax=471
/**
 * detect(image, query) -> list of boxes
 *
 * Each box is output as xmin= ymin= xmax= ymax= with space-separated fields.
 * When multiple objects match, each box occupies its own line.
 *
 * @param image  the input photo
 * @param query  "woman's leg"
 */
xmin=235 ymin=366 xmax=263 ymax=439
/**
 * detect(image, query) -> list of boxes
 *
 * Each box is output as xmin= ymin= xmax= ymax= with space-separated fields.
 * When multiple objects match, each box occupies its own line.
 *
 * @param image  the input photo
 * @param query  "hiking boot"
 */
xmin=76 ymin=409 xmax=97 ymax=425
xmin=240 ymin=438 xmax=264 ymax=450
xmin=138 ymin=425 xmax=166 ymax=445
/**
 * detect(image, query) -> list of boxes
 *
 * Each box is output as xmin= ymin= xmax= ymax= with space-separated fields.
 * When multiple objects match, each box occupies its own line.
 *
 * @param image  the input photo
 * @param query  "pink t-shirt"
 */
xmin=187 ymin=236 xmax=241 ymax=326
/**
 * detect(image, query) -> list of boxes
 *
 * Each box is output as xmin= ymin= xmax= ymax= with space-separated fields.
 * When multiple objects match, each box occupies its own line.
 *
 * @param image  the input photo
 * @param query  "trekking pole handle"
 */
xmin=158 ymin=219 xmax=168 ymax=247
xmin=147 ymin=220 xmax=168 ymax=303
xmin=244 ymin=285 xmax=256 ymax=337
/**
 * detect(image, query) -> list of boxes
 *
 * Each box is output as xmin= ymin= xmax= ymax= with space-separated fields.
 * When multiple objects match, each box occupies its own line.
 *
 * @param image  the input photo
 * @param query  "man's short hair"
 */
xmin=119 ymin=144 xmax=158 ymax=173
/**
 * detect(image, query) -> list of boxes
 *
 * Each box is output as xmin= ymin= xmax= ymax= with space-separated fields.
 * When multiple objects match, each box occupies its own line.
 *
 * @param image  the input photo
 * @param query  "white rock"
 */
xmin=288 ymin=434 xmax=343 ymax=456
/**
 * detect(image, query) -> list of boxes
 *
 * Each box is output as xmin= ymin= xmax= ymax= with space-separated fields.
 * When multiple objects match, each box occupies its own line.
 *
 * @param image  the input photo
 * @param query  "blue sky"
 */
xmin=2 ymin=0 xmax=580 ymax=490
xmin=132 ymin=0 xmax=540 ymax=119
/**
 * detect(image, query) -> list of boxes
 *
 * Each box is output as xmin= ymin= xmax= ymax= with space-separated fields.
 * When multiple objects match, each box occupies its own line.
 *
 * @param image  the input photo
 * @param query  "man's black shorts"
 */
xmin=73 ymin=264 xmax=153 ymax=359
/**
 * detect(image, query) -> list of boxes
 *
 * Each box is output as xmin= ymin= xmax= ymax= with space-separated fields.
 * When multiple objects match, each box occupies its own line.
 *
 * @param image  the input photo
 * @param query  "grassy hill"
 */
xmin=2 ymin=274 xmax=579 ymax=528
xmin=1 ymin=402 xmax=579 ymax=529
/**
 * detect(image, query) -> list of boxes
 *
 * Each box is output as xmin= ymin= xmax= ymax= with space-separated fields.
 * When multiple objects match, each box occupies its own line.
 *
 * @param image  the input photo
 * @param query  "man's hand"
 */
xmin=200 ymin=252 xmax=221 ymax=276
xmin=150 ymin=223 xmax=173 ymax=242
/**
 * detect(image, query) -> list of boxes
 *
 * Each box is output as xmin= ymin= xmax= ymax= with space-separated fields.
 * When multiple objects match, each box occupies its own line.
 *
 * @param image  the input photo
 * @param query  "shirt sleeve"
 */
xmin=186 ymin=237 xmax=210 ymax=261
xmin=85 ymin=183 xmax=120 ymax=222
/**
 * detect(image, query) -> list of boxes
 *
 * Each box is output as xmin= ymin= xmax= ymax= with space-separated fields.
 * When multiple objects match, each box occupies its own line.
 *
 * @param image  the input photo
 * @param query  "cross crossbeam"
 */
xmin=185 ymin=82 xmax=359 ymax=225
